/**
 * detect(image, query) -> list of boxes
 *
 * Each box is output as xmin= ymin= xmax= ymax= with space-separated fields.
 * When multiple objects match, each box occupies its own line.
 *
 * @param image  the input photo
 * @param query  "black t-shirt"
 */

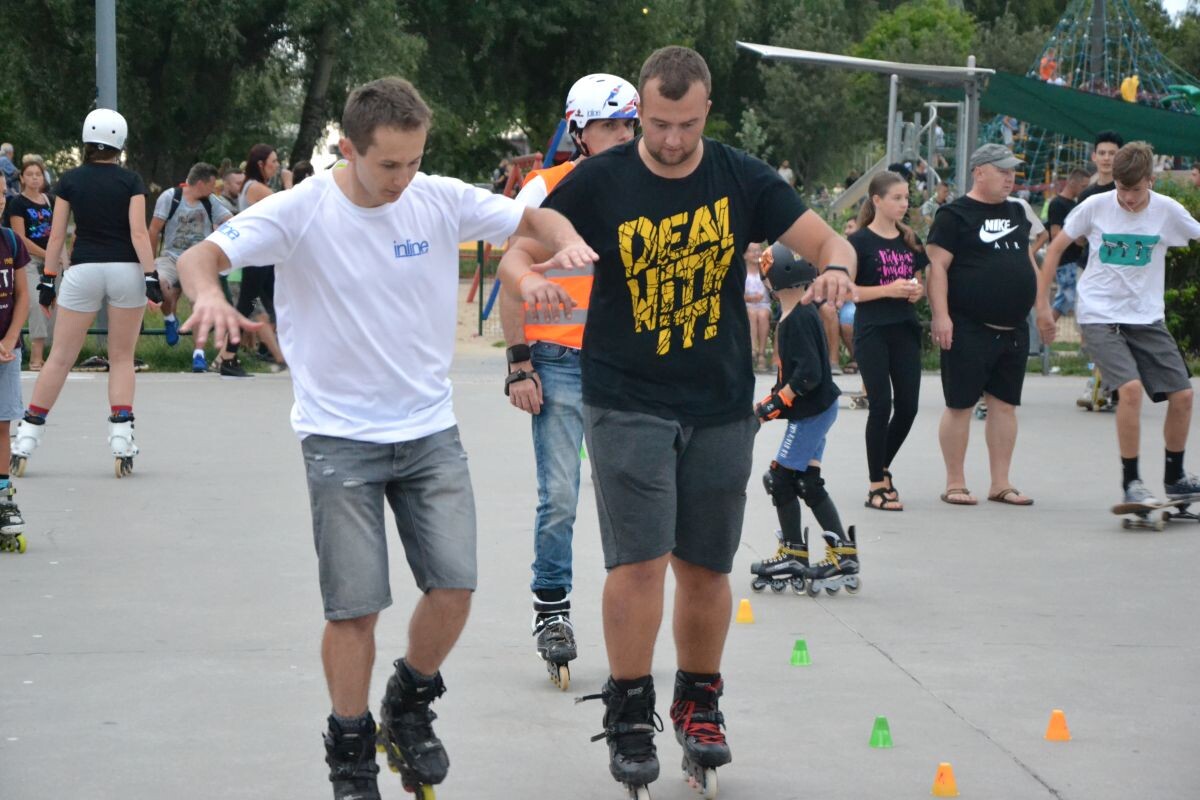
xmin=5 ymin=194 xmax=53 ymax=250
xmin=56 ymin=162 xmax=147 ymax=265
xmin=1046 ymin=195 xmax=1082 ymax=264
xmin=927 ymin=196 xmax=1036 ymax=327
xmin=1077 ymin=180 xmax=1115 ymax=204
xmin=543 ymin=138 xmax=808 ymax=426
xmin=773 ymin=304 xmax=840 ymax=420
xmin=848 ymin=227 xmax=928 ymax=330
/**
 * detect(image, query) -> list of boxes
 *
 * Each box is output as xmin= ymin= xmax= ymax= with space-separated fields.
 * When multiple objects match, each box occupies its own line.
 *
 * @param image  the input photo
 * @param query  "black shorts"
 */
xmin=236 ymin=265 xmax=276 ymax=324
xmin=940 ymin=316 xmax=1028 ymax=409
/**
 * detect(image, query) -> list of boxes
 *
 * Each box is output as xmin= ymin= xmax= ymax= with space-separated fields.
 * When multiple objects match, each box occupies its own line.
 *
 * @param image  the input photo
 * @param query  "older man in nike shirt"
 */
xmin=926 ymin=144 xmax=1038 ymax=507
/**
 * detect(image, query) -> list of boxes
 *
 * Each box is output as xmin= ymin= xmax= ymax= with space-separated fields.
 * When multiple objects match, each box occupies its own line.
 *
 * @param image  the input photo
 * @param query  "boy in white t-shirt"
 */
xmin=1038 ymin=142 xmax=1200 ymax=509
xmin=176 ymin=77 xmax=595 ymax=800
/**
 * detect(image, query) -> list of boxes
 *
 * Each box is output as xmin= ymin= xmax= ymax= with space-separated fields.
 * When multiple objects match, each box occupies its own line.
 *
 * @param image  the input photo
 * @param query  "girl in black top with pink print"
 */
xmin=848 ymin=171 xmax=928 ymax=511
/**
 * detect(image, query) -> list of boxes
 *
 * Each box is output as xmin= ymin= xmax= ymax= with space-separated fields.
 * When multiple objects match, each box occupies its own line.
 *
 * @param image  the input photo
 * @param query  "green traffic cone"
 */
xmin=869 ymin=716 xmax=893 ymax=748
xmin=789 ymin=639 xmax=811 ymax=666
xmin=579 ymin=443 xmax=587 ymax=460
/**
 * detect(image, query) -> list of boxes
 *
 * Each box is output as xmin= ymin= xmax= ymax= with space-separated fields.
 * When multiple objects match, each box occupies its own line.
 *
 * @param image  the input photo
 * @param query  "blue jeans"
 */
xmin=530 ymin=343 xmax=583 ymax=592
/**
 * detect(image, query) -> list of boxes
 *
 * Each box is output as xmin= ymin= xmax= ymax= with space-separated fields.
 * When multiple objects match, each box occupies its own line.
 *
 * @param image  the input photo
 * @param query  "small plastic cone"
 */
xmin=735 ymin=598 xmax=754 ymax=624
xmin=789 ymin=639 xmax=811 ymax=666
xmin=1045 ymin=709 xmax=1071 ymax=741
xmin=579 ymin=444 xmax=587 ymax=460
xmin=931 ymin=762 xmax=959 ymax=797
xmin=869 ymin=716 xmax=893 ymax=748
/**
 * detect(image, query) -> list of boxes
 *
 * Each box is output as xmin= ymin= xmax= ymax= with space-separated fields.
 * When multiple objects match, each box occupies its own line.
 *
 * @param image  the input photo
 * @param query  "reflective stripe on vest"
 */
xmin=523 ymin=267 xmax=591 ymax=349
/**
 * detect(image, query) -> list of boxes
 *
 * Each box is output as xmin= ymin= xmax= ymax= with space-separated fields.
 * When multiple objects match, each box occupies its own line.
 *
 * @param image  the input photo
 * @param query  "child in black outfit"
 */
xmin=749 ymin=244 xmax=859 ymax=597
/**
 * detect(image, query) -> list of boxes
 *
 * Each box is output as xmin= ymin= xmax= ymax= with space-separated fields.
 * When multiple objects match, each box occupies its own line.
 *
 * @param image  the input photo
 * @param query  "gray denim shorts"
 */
xmin=301 ymin=426 xmax=477 ymax=620
xmin=57 ymin=261 xmax=145 ymax=312
xmin=1081 ymin=321 xmax=1191 ymax=402
xmin=0 ymin=349 xmax=24 ymax=421
xmin=583 ymin=405 xmax=758 ymax=574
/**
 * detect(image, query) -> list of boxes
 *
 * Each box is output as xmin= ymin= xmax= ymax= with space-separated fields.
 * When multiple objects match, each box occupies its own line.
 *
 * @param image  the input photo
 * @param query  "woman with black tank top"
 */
xmin=7 ymin=161 xmax=56 ymax=370
xmin=212 ymin=143 xmax=286 ymax=377
xmin=10 ymin=109 xmax=159 ymax=478
xmin=848 ymin=171 xmax=928 ymax=511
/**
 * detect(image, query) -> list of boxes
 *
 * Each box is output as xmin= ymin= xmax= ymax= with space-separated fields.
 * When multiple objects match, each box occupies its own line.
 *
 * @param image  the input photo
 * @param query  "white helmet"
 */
xmin=564 ymin=74 xmax=639 ymax=135
xmin=82 ymin=108 xmax=128 ymax=149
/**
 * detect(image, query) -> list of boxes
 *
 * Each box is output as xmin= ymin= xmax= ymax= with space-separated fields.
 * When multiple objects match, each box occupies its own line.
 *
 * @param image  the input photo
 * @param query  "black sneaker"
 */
xmin=219 ymin=356 xmax=252 ymax=379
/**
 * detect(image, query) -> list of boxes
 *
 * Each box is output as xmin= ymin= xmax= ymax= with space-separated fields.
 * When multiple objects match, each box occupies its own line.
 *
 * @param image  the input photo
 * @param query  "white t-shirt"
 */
xmin=1065 ymin=191 xmax=1200 ymax=325
xmin=208 ymin=167 xmax=524 ymax=442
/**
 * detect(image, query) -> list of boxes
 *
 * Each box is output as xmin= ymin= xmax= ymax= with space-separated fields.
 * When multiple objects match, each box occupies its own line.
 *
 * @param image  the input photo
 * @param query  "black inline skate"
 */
xmin=0 ymin=484 xmax=26 ymax=554
xmin=376 ymin=659 xmax=448 ymax=799
xmin=323 ymin=713 xmax=381 ymax=800
xmin=533 ymin=590 xmax=577 ymax=690
xmin=749 ymin=528 xmax=808 ymax=595
xmin=805 ymin=525 xmax=860 ymax=597
xmin=578 ymin=675 xmax=663 ymax=799
xmin=670 ymin=671 xmax=730 ymax=799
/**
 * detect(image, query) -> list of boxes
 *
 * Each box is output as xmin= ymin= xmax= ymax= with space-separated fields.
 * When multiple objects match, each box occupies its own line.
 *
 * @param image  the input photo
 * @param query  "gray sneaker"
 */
xmin=1164 ymin=472 xmax=1200 ymax=498
xmin=1123 ymin=479 xmax=1162 ymax=508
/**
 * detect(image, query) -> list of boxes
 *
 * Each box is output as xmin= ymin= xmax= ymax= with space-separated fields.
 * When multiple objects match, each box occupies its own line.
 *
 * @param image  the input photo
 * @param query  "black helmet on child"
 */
xmin=764 ymin=243 xmax=817 ymax=291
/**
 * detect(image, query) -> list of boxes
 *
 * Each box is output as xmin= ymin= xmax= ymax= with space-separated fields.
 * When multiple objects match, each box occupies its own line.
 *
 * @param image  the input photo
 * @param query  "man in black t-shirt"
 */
xmin=927 ymin=144 xmax=1038 ymax=508
xmin=1076 ymin=130 xmax=1124 ymax=205
xmin=1046 ymin=167 xmax=1090 ymax=321
xmin=498 ymin=46 xmax=856 ymax=795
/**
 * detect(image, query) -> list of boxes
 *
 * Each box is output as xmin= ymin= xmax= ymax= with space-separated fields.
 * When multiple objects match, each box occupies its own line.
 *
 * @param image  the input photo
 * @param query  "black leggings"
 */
xmin=855 ymin=321 xmax=922 ymax=483
xmin=226 ymin=266 xmax=276 ymax=354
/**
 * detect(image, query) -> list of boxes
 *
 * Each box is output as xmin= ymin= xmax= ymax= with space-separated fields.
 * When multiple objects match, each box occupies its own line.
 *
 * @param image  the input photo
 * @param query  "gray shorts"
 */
xmin=25 ymin=260 xmax=55 ymax=341
xmin=1081 ymin=321 xmax=1192 ymax=402
xmin=583 ymin=405 xmax=758 ymax=574
xmin=301 ymin=426 xmax=477 ymax=621
xmin=154 ymin=254 xmax=180 ymax=289
xmin=0 ymin=349 xmax=23 ymax=421
xmin=57 ymin=261 xmax=145 ymax=313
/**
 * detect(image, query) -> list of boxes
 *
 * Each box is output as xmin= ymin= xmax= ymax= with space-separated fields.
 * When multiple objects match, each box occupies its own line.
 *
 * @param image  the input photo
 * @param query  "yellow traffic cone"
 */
xmin=931 ymin=762 xmax=959 ymax=797
xmin=735 ymin=598 xmax=754 ymax=624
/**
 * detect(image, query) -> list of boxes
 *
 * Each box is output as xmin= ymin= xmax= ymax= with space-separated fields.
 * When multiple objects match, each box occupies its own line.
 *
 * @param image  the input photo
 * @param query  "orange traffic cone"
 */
xmin=735 ymin=598 xmax=754 ymax=624
xmin=1045 ymin=709 xmax=1071 ymax=741
xmin=931 ymin=762 xmax=959 ymax=797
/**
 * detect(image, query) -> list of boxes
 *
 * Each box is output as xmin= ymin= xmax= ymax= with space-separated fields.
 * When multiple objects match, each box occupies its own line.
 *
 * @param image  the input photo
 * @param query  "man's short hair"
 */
xmin=0 ymin=143 xmax=12 ymax=156
xmin=1113 ymin=141 xmax=1154 ymax=186
xmin=1095 ymin=130 xmax=1124 ymax=149
xmin=1068 ymin=167 xmax=1091 ymax=182
xmin=639 ymin=46 xmax=712 ymax=100
xmin=222 ymin=166 xmax=243 ymax=180
xmin=342 ymin=77 xmax=432 ymax=154
xmin=186 ymin=162 xmax=219 ymax=185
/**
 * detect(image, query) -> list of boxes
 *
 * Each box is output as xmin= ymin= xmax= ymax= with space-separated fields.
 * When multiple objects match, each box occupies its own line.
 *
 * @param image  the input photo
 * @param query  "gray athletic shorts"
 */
xmin=57 ymin=262 xmax=145 ymax=313
xmin=25 ymin=260 xmax=55 ymax=340
xmin=0 ymin=349 xmax=23 ymax=421
xmin=1081 ymin=321 xmax=1192 ymax=402
xmin=583 ymin=405 xmax=758 ymax=574
xmin=301 ymin=426 xmax=477 ymax=621
xmin=154 ymin=254 xmax=180 ymax=289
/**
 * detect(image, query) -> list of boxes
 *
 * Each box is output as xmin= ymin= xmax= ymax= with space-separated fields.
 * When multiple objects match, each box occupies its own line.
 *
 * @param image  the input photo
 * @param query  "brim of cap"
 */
xmin=976 ymin=155 xmax=1021 ymax=169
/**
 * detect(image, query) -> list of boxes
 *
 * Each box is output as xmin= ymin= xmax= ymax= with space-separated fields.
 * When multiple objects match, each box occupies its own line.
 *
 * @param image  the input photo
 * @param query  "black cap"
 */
xmin=764 ymin=243 xmax=817 ymax=291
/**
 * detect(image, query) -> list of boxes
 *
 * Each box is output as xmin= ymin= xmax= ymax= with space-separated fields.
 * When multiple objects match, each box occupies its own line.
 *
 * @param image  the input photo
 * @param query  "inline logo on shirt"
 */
xmin=218 ymin=223 xmax=240 ymax=240
xmin=617 ymin=197 xmax=734 ymax=356
xmin=1098 ymin=233 xmax=1159 ymax=267
xmin=393 ymin=239 xmax=430 ymax=258
xmin=978 ymin=218 xmax=1019 ymax=246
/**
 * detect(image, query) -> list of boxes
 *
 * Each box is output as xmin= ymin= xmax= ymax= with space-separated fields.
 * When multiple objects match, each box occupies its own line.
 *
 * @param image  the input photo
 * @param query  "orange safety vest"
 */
xmin=519 ymin=160 xmax=592 ymax=350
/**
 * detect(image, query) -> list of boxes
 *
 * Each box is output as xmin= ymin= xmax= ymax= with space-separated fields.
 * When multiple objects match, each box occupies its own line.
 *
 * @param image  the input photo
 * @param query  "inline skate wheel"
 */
xmin=1162 ymin=511 xmax=1173 ymax=523
xmin=409 ymin=785 xmax=435 ymax=800
xmin=1155 ymin=518 xmax=1166 ymax=532
xmin=702 ymin=768 xmax=718 ymax=800
xmin=625 ymin=785 xmax=651 ymax=800
xmin=1122 ymin=518 xmax=1133 ymax=530
xmin=805 ymin=582 xmax=820 ymax=598
xmin=750 ymin=578 xmax=766 ymax=593
xmin=789 ymin=577 xmax=806 ymax=595
xmin=17 ymin=534 xmax=26 ymax=554
xmin=825 ymin=586 xmax=840 ymax=596
xmin=845 ymin=576 xmax=861 ymax=594
xmin=114 ymin=457 xmax=133 ymax=478
xmin=770 ymin=580 xmax=786 ymax=593
xmin=554 ymin=663 xmax=570 ymax=691
xmin=11 ymin=455 xmax=26 ymax=477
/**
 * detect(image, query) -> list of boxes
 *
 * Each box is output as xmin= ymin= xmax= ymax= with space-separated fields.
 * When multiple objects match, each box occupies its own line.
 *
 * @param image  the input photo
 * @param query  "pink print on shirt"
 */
xmin=877 ymin=248 xmax=915 ymax=283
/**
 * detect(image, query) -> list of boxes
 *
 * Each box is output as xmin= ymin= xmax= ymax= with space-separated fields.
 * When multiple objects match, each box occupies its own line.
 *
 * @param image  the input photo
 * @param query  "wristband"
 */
xmin=504 ymin=368 xmax=537 ymax=397
xmin=823 ymin=265 xmax=851 ymax=276
xmin=506 ymin=344 xmax=531 ymax=365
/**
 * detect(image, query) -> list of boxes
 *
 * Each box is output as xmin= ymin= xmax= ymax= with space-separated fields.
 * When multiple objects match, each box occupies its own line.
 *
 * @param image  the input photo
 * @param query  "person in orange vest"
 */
xmin=498 ymin=73 xmax=639 ymax=690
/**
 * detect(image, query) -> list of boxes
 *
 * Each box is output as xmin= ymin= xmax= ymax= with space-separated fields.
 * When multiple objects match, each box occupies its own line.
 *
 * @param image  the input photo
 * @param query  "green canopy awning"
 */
xmin=938 ymin=71 xmax=1200 ymax=157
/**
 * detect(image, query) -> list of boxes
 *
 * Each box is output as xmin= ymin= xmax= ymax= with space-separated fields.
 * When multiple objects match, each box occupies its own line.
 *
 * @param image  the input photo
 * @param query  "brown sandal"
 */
xmin=988 ymin=487 xmax=1034 ymax=506
xmin=940 ymin=487 xmax=978 ymax=506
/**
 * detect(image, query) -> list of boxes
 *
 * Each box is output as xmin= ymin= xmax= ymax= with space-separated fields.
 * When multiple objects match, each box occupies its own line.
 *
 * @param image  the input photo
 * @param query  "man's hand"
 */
xmin=517 ymin=272 xmax=576 ymax=323
xmin=802 ymin=268 xmax=855 ymax=308
xmin=37 ymin=276 xmax=56 ymax=316
xmin=179 ymin=288 xmax=263 ymax=348
xmin=931 ymin=313 xmax=953 ymax=350
xmin=531 ymin=239 xmax=598 ymax=274
xmin=755 ymin=391 xmax=793 ymax=421
xmin=506 ymin=361 xmax=543 ymax=414
xmin=1036 ymin=303 xmax=1057 ymax=344
xmin=145 ymin=271 xmax=164 ymax=307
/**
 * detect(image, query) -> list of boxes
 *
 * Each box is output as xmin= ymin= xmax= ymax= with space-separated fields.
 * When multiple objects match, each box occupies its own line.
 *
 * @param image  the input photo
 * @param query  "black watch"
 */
xmin=506 ymin=344 xmax=531 ymax=365
xmin=823 ymin=265 xmax=851 ymax=276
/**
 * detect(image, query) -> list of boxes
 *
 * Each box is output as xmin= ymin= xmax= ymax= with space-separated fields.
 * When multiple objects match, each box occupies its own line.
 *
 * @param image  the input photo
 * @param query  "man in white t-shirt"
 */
xmin=1038 ymin=142 xmax=1200 ymax=510
xmin=147 ymin=162 xmax=232 ymax=346
xmin=177 ymin=77 xmax=595 ymax=800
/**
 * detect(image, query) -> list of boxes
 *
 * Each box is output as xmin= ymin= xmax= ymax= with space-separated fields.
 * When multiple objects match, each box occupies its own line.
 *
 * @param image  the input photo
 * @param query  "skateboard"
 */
xmin=847 ymin=392 xmax=868 ymax=410
xmin=1111 ymin=494 xmax=1200 ymax=531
